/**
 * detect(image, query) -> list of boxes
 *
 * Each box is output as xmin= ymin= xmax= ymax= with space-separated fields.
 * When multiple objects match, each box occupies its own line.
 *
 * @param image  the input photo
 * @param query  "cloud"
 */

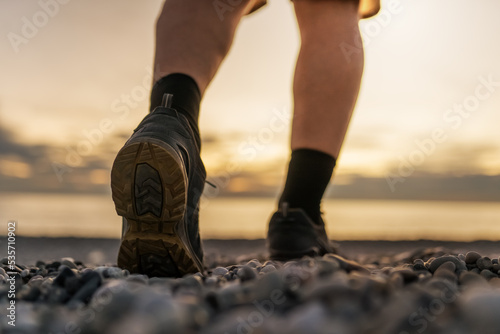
xmin=1 ymin=120 xmax=499 ymax=201
xmin=0 ymin=123 xmax=115 ymax=193
xmin=0 ymin=126 xmax=47 ymax=163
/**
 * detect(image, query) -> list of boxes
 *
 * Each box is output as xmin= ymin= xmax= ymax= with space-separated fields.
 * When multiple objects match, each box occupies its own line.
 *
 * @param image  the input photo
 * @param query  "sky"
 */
xmin=0 ymin=0 xmax=499 ymax=199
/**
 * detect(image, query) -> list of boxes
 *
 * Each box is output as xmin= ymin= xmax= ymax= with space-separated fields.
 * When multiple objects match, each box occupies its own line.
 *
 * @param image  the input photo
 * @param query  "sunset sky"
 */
xmin=1 ymin=0 xmax=499 ymax=198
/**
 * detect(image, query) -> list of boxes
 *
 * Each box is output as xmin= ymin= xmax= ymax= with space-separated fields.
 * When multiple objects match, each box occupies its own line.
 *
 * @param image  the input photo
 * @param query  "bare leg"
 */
xmin=113 ymin=0 xmax=261 ymax=277
xmin=153 ymin=0 xmax=258 ymax=95
xmin=292 ymin=1 xmax=364 ymax=158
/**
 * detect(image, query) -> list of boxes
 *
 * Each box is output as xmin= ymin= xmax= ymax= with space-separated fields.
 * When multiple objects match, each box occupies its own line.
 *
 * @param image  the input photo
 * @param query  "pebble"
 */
xmin=53 ymin=266 xmax=76 ymax=287
xmin=324 ymin=254 xmax=369 ymax=274
xmin=205 ymin=276 xmax=218 ymax=286
xmin=316 ymin=259 xmax=340 ymax=277
xmin=21 ymin=268 xmax=30 ymax=278
xmin=236 ymin=265 xmax=257 ymax=282
xmin=480 ymin=269 xmax=498 ymax=280
xmin=3 ymin=249 xmax=500 ymax=334
xmin=459 ymin=271 xmax=487 ymax=287
xmin=68 ymin=271 xmax=101 ymax=304
xmin=212 ymin=267 xmax=229 ymax=276
xmin=392 ymin=269 xmax=418 ymax=285
xmin=476 ymin=257 xmax=493 ymax=270
xmin=260 ymin=264 xmax=277 ymax=274
xmin=246 ymin=259 xmax=261 ymax=268
xmin=428 ymin=255 xmax=466 ymax=273
xmin=460 ymin=290 xmax=500 ymax=333
xmin=60 ymin=257 xmax=78 ymax=269
xmin=434 ymin=263 xmax=457 ymax=282
xmin=413 ymin=259 xmax=426 ymax=271
xmin=465 ymin=251 xmax=481 ymax=265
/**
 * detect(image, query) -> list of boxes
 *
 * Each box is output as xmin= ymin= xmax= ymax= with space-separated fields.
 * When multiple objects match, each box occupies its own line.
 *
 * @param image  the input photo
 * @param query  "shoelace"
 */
xmin=205 ymin=180 xmax=217 ymax=188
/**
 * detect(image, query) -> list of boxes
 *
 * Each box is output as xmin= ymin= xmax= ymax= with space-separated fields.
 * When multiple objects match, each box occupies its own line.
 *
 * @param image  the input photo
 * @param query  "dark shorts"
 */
xmin=249 ymin=0 xmax=380 ymax=19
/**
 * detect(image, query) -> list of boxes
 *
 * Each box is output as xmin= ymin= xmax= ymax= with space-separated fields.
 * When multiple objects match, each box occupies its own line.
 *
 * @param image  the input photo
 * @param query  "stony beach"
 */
xmin=2 ymin=238 xmax=500 ymax=334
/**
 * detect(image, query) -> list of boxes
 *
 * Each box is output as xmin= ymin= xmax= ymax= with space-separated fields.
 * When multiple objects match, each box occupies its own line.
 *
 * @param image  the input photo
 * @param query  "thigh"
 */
xmin=247 ymin=0 xmax=380 ymax=18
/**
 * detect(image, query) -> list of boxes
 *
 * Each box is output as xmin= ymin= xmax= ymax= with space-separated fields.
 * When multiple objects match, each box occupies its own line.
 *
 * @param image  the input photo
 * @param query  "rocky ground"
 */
xmin=1 ymin=239 xmax=500 ymax=334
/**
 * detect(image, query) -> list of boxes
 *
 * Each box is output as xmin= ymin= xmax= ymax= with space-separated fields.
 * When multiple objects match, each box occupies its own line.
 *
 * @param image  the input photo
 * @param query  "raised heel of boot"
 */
xmin=111 ymin=139 xmax=202 ymax=277
xmin=111 ymin=140 xmax=187 ymax=223
xmin=117 ymin=219 xmax=199 ymax=277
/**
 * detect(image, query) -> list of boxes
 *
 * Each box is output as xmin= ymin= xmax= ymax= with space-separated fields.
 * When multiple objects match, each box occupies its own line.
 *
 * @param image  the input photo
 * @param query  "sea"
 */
xmin=0 ymin=193 xmax=499 ymax=241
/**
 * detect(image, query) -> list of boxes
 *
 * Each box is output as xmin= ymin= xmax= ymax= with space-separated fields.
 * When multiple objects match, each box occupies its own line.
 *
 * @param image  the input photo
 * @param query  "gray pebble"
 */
xmin=413 ymin=259 xmax=426 ymax=271
xmin=480 ymin=269 xmax=498 ymax=280
xmin=181 ymin=275 xmax=203 ymax=288
xmin=53 ymin=266 xmax=76 ymax=287
xmin=428 ymin=256 xmax=466 ymax=273
xmin=236 ymin=265 xmax=256 ymax=282
xmin=60 ymin=257 xmax=78 ymax=269
xmin=46 ymin=286 xmax=70 ymax=303
xmin=28 ymin=275 xmax=44 ymax=284
xmin=459 ymin=271 xmax=487 ymax=286
xmin=392 ymin=269 xmax=418 ymax=284
xmin=466 ymin=263 xmax=477 ymax=270
xmin=68 ymin=271 xmax=101 ymax=304
xmin=460 ymin=290 xmax=500 ymax=332
xmin=465 ymin=251 xmax=481 ymax=264
xmin=126 ymin=274 xmax=148 ymax=284
xmin=104 ymin=267 xmax=124 ymax=279
xmin=212 ymin=267 xmax=229 ymax=276
xmin=94 ymin=266 xmax=123 ymax=278
xmin=389 ymin=272 xmax=404 ymax=288
xmin=246 ymin=259 xmax=261 ymax=268
xmin=476 ymin=257 xmax=493 ymax=270
xmin=438 ymin=261 xmax=456 ymax=273
xmin=205 ymin=276 xmax=219 ymax=286
xmin=490 ymin=277 xmax=500 ymax=288
xmin=316 ymin=259 xmax=340 ymax=277
xmin=21 ymin=268 xmax=30 ymax=278
xmin=434 ymin=265 xmax=457 ymax=282
xmin=260 ymin=264 xmax=277 ymax=274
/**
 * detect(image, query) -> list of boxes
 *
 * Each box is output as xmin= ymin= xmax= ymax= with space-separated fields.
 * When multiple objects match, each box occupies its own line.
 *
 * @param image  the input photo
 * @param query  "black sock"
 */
xmin=150 ymin=73 xmax=202 ymax=147
xmin=279 ymin=149 xmax=336 ymax=223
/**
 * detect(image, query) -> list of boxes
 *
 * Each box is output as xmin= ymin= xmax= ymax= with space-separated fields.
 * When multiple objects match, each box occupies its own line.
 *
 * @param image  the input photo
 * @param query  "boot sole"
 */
xmin=111 ymin=139 xmax=202 ymax=277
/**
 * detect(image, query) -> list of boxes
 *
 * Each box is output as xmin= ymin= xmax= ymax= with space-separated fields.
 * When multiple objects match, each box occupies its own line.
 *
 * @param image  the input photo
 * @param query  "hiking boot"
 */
xmin=266 ymin=203 xmax=335 ymax=261
xmin=111 ymin=94 xmax=205 ymax=277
